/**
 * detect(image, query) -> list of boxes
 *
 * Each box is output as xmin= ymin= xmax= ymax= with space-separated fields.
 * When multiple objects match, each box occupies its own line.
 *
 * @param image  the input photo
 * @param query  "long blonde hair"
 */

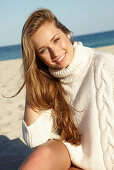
xmin=20 ymin=8 xmax=81 ymax=145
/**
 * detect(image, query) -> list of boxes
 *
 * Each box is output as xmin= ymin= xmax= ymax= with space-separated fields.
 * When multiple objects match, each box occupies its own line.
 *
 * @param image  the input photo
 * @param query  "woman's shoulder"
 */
xmin=92 ymin=50 xmax=114 ymax=74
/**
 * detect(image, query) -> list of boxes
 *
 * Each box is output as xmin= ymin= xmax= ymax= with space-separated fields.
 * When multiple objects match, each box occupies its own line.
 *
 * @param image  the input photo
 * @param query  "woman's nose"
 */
xmin=49 ymin=45 xmax=60 ymax=58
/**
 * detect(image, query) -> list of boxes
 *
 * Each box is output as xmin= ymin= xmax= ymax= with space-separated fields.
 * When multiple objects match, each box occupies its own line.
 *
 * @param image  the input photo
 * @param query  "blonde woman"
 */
xmin=19 ymin=8 xmax=114 ymax=170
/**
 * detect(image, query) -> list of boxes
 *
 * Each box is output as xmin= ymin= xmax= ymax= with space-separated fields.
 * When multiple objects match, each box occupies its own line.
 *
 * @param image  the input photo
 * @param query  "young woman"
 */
xmin=19 ymin=8 xmax=114 ymax=170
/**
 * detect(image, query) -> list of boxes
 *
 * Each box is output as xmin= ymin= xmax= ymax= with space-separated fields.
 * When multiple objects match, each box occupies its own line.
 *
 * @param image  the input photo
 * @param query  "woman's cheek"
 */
xmin=60 ymin=39 xmax=68 ymax=49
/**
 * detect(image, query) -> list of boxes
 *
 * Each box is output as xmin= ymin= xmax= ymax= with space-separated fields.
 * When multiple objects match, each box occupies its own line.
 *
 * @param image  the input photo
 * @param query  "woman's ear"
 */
xmin=69 ymin=31 xmax=74 ymax=44
xmin=68 ymin=34 xmax=70 ymax=39
xmin=67 ymin=33 xmax=70 ymax=39
xmin=65 ymin=31 xmax=74 ymax=44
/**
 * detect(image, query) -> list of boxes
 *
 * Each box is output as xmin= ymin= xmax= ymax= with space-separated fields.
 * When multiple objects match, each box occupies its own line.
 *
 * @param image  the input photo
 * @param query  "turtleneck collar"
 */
xmin=49 ymin=42 xmax=94 ymax=83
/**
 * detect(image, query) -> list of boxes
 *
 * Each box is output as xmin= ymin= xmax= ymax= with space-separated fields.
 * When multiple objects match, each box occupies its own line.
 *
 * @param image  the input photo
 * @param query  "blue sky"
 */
xmin=0 ymin=0 xmax=114 ymax=46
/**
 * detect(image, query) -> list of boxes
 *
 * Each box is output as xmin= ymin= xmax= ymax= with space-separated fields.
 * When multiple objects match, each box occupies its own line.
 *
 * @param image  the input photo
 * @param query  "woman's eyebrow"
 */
xmin=38 ymin=33 xmax=59 ymax=51
xmin=51 ymin=33 xmax=59 ymax=42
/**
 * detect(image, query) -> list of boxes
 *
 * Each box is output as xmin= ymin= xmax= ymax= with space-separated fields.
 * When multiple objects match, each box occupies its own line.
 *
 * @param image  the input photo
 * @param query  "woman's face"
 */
xmin=32 ymin=22 xmax=74 ymax=69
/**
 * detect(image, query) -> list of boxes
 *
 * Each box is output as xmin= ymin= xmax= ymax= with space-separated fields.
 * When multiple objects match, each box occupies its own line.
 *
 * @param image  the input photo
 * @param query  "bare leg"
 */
xmin=19 ymin=140 xmax=71 ymax=170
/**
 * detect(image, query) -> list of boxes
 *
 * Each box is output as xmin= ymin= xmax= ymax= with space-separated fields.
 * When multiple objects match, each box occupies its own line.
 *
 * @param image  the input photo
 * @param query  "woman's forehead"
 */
xmin=31 ymin=23 xmax=62 ymax=48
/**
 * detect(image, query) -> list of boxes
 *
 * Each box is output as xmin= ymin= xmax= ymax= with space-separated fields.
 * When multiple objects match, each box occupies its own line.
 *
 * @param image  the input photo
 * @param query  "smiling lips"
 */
xmin=53 ymin=53 xmax=66 ymax=64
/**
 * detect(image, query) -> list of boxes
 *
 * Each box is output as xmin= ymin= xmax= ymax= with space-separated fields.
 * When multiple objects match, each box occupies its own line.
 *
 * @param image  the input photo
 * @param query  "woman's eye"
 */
xmin=54 ymin=38 xmax=60 ymax=43
xmin=40 ymin=48 xmax=46 ymax=54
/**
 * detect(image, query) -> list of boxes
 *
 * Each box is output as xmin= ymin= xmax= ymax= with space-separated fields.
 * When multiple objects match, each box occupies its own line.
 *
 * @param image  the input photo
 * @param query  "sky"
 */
xmin=0 ymin=0 xmax=114 ymax=47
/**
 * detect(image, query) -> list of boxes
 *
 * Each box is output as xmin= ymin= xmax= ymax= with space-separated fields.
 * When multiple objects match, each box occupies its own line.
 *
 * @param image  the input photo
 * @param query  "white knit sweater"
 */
xmin=22 ymin=42 xmax=114 ymax=170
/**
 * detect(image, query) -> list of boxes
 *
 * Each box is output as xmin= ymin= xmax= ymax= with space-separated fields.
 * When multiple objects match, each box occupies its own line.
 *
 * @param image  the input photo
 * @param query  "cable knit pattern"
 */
xmin=94 ymin=53 xmax=114 ymax=170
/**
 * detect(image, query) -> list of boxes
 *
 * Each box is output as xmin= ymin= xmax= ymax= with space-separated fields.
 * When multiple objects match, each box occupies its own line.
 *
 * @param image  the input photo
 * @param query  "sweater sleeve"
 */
xmin=22 ymin=109 xmax=53 ymax=148
xmin=94 ymin=51 xmax=114 ymax=169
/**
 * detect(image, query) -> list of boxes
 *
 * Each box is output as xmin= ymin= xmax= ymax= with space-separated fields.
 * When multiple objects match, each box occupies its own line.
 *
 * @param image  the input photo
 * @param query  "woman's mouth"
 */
xmin=55 ymin=53 xmax=66 ymax=64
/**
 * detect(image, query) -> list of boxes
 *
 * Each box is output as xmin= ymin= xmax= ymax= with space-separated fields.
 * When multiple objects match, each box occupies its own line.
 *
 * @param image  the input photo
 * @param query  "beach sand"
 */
xmin=0 ymin=45 xmax=114 ymax=170
xmin=0 ymin=59 xmax=32 ymax=170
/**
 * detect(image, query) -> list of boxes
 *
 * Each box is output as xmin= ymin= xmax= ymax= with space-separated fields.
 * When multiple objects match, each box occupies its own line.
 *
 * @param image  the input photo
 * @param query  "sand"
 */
xmin=93 ymin=45 xmax=114 ymax=54
xmin=0 ymin=45 xmax=114 ymax=170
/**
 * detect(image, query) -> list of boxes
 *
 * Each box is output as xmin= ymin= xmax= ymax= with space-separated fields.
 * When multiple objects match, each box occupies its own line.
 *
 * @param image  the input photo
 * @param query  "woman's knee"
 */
xmin=31 ymin=144 xmax=54 ymax=163
xmin=19 ymin=140 xmax=71 ymax=170
xmin=19 ymin=145 xmax=52 ymax=170
xmin=42 ymin=140 xmax=71 ymax=169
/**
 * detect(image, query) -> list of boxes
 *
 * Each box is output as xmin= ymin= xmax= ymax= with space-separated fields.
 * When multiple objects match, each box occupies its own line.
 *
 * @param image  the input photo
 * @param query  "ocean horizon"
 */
xmin=0 ymin=30 xmax=114 ymax=61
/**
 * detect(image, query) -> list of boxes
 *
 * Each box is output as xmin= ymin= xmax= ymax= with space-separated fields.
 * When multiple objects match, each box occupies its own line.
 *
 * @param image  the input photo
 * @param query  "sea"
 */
xmin=0 ymin=30 xmax=114 ymax=61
